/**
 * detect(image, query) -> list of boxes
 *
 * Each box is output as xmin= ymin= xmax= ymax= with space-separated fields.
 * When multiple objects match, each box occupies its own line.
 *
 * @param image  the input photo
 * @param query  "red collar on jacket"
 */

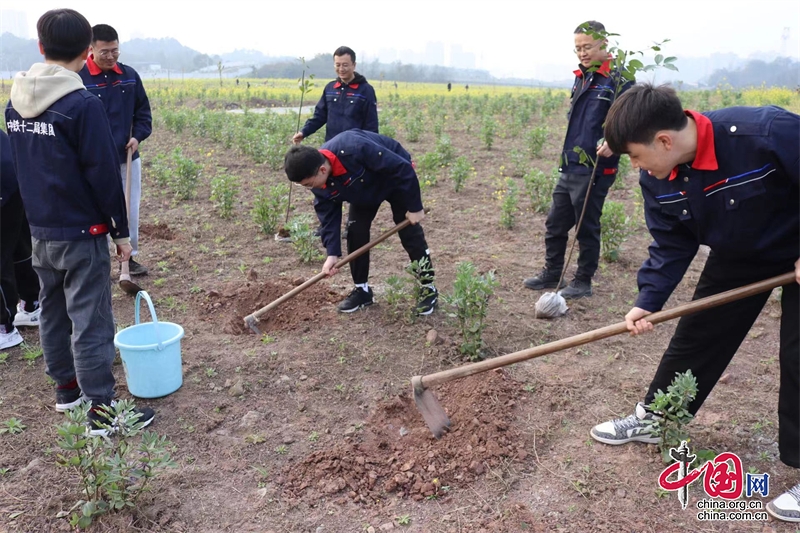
xmin=573 ymin=59 xmax=612 ymax=78
xmin=333 ymin=80 xmax=359 ymax=89
xmin=86 ymin=55 xmax=123 ymax=76
xmin=668 ymin=110 xmax=719 ymax=180
xmin=319 ymin=149 xmax=348 ymax=184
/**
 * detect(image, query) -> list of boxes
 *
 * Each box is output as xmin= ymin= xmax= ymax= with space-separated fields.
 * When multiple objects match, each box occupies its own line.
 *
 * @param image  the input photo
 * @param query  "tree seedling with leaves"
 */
xmin=645 ymin=369 xmax=698 ymax=463
xmin=55 ymin=400 xmax=176 ymax=529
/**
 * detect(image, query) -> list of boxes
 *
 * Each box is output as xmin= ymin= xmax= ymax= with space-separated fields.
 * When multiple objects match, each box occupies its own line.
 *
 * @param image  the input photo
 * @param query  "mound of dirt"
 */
xmin=280 ymin=369 xmax=530 ymax=504
xmin=200 ymin=280 xmax=341 ymax=334
xmin=140 ymin=223 xmax=177 ymax=240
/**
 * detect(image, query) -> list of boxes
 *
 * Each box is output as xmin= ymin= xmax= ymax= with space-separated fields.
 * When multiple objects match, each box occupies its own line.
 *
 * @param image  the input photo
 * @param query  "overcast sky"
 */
xmin=8 ymin=0 xmax=800 ymax=79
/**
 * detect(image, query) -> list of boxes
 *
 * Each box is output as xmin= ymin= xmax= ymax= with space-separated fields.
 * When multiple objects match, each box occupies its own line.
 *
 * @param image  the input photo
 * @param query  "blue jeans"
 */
xmin=32 ymin=237 xmax=116 ymax=404
xmin=120 ymin=157 xmax=142 ymax=255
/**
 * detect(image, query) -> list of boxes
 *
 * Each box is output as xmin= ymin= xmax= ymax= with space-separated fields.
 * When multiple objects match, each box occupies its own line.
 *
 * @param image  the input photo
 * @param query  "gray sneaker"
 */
xmin=767 ymin=483 xmax=800 ymax=522
xmin=590 ymin=402 xmax=660 ymax=445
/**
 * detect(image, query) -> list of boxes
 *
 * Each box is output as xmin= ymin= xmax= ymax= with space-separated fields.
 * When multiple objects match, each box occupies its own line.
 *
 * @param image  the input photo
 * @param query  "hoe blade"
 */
xmin=412 ymin=377 xmax=451 ymax=439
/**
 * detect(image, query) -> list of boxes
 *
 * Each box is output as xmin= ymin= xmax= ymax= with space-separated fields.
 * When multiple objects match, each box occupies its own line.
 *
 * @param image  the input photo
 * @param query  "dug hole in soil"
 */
xmin=280 ymin=369 xmax=530 ymax=505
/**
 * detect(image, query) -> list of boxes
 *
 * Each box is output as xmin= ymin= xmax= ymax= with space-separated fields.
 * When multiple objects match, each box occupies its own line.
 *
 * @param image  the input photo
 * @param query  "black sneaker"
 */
xmin=523 ymin=268 xmax=566 ymax=290
xmin=55 ymin=380 xmax=85 ymax=412
xmin=559 ymin=278 xmax=592 ymax=300
xmin=416 ymin=287 xmax=438 ymax=316
xmin=88 ymin=404 xmax=155 ymax=437
xmin=338 ymin=287 xmax=374 ymax=313
xmin=128 ymin=258 xmax=149 ymax=276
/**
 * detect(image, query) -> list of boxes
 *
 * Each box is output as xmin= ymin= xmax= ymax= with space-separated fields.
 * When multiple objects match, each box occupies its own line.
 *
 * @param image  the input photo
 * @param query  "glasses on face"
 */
xmin=97 ymin=49 xmax=120 ymax=58
xmin=574 ymin=42 xmax=602 ymax=55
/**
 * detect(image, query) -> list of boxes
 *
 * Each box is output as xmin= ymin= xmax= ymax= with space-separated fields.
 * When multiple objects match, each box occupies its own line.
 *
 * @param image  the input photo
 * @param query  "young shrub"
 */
xmin=509 ymin=149 xmax=528 ymax=177
xmin=449 ymin=156 xmax=472 ymax=193
xmin=383 ymin=274 xmax=412 ymax=320
xmin=170 ymin=148 xmax=202 ymax=200
xmin=612 ymin=155 xmax=632 ymax=190
xmin=496 ymin=177 xmax=519 ymax=229
xmin=645 ymin=370 xmax=698 ymax=463
xmin=55 ymin=400 xmax=177 ymax=530
xmin=522 ymin=168 xmax=558 ymax=214
xmin=415 ymin=151 xmax=441 ymax=190
xmin=480 ymin=116 xmax=497 ymax=150
xmin=444 ymin=262 xmax=498 ymax=361
xmin=251 ymin=183 xmax=289 ymax=234
xmin=526 ymin=126 xmax=548 ymax=158
xmin=210 ymin=173 xmax=240 ymax=219
xmin=403 ymin=112 xmax=423 ymax=142
xmin=434 ymin=134 xmax=455 ymax=165
xmin=148 ymin=153 xmax=173 ymax=189
xmin=288 ymin=215 xmax=323 ymax=263
xmin=600 ymin=200 xmax=634 ymax=262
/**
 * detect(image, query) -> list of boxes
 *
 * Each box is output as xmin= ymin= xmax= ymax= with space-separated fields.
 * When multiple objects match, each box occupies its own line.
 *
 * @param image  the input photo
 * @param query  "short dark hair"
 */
xmin=92 ymin=24 xmax=119 ymax=43
xmin=37 ymin=9 xmax=92 ymax=62
xmin=284 ymin=145 xmax=325 ymax=182
xmin=604 ymin=83 xmax=689 ymax=154
xmin=333 ymin=46 xmax=356 ymax=63
xmin=574 ymin=20 xmax=606 ymax=34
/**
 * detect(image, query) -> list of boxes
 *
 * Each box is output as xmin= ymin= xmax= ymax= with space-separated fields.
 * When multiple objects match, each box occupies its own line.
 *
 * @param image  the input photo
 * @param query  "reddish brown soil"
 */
xmin=196 ymin=279 xmax=341 ymax=335
xmin=281 ymin=370 xmax=528 ymax=504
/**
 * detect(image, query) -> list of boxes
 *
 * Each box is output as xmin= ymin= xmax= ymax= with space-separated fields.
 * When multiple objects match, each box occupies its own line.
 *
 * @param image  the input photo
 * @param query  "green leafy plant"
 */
xmin=55 ymin=400 xmax=177 ymax=529
xmin=449 ymin=156 xmax=472 ymax=192
xmin=645 ymin=370 xmax=698 ymax=463
xmin=0 ymin=418 xmax=26 ymax=435
xmin=480 ymin=116 xmax=497 ymax=150
xmin=600 ymin=200 xmax=634 ymax=261
xmin=434 ymin=134 xmax=455 ymax=165
xmin=406 ymin=256 xmax=435 ymax=320
xmin=444 ymin=262 xmax=498 ymax=361
xmin=210 ymin=173 xmax=240 ymax=219
xmin=383 ymin=274 xmax=412 ymax=319
xmin=497 ymin=177 xmax=519 ymax=229
xmin=522 ymin=168 xmax=558 ymax=214
xmin=170 ymin=148 xmax=202 ymax=200
xmin=288 ymin=215 xmax=323 ymax=263
xmin=526 ymin=126 xmax=548 ymax=158
xmin=251 ymin=183 xmax=290 ymax=234
xmin=21 ymin=343 xmax=43 ymax=366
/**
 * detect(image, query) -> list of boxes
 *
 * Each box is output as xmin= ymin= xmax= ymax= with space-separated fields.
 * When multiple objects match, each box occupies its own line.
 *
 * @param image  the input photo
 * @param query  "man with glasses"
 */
xmin=79 ymin=24 xmax=152 ymax=276
xmin=523 ymin=20 xmax=632 ymax=299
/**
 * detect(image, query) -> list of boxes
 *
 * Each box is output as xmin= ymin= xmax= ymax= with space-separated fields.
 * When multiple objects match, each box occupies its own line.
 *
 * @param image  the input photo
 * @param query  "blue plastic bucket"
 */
xmin=114 ymin=291 xmax=184 ymax=398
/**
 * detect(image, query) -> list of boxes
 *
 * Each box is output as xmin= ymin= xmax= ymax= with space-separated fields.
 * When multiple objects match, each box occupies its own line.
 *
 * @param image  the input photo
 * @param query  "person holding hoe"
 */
xmin=5 ymin=8 xmax=155 ymax=434
xmin=79 ymin=23 xmax=152 ymax=276
xmin=284 ymin=129 xmax=438 ymax=315
xmin=588 ymin=83 xmax=799 ymax=522
xmin=523 ymin=20 xmax=632 ymax=300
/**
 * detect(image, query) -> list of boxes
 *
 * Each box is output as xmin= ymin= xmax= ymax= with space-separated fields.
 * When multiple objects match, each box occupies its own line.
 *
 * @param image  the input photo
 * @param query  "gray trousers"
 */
xmin=32 ymin=237 xmax=116 ymax=404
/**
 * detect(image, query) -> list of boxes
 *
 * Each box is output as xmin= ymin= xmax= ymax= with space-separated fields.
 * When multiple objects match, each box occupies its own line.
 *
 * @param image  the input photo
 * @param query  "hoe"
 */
xmin=413 ymin=271 xmax=795 ymax=438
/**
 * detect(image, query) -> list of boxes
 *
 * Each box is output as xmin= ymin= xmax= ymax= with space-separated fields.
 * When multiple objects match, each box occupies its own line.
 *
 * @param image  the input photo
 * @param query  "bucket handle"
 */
xmin=135 ymin=290 xmax=165 ymax=351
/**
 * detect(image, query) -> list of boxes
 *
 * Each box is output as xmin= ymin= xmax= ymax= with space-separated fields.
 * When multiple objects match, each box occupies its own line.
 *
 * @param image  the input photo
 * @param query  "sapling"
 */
xmin=444 ymin=262 xmax=498 ymax=361
xmin=645 ymin=370 xmax=698 ymax=463
xmin=449 ymin=156 xmax=472 ymax=192
xmin=288 ymin=215 xmax=323 ymax=263
xmin=55 ymin=400 xmax=176 ymax=529
xmin=599 ymin=200 xmax=634 ymax=261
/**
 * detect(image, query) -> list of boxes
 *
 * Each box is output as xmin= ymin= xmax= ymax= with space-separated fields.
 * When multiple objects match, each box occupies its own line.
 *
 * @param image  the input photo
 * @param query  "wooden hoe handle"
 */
xmin=419 ymin=271 xmax=795 ymax=389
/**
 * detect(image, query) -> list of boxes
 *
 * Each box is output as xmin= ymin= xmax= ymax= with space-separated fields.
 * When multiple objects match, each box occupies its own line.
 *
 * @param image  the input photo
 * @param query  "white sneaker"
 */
xmin=0 ymin=327 xmax=24 ymax=349
xmin=14 ymin=303 xmax=41 ymax=327
xmin=590 ymin=402 xmax=661 ymax=445
xmin=767 ymin=483 xmax=800 ymax=522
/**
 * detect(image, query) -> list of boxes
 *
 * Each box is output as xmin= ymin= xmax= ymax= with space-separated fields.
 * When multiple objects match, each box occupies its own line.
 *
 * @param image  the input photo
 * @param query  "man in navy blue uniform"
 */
xmin=292 ymin=46 xmax=378 ymax=144
xmin=588 ymin=83 xmax=799 ymax=522
xmin=524 ymin=21 xmax=632 ymax=299
xmin=79 ymin=24 xmax=152 ymax=276
xmin=284 ymin=130 xmax=437 ymax=315
xmin=5 ymin=8 xmax=154 ymax=434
